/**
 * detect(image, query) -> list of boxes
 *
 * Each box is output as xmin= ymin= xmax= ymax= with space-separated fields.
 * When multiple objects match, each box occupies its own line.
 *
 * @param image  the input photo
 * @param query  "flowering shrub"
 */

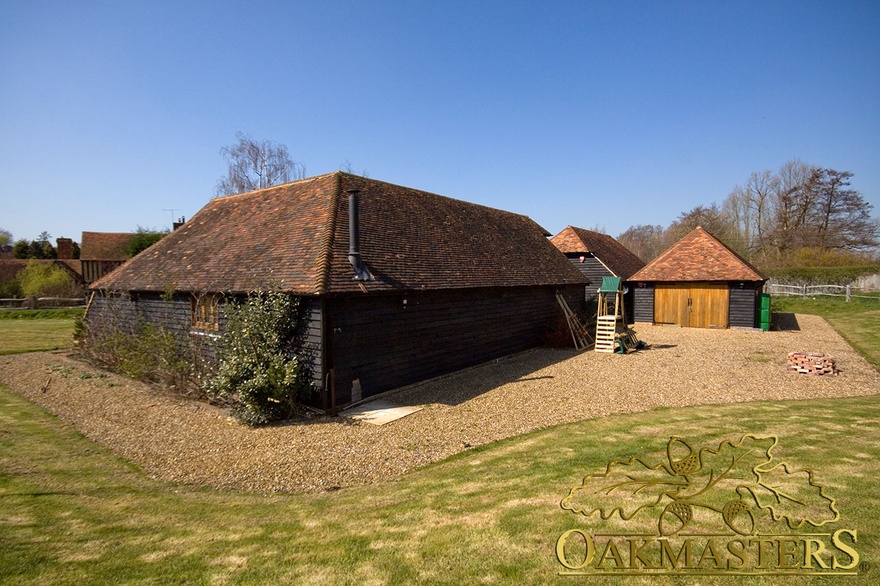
xmin=206 ymin=291 xmax=312 ymax=425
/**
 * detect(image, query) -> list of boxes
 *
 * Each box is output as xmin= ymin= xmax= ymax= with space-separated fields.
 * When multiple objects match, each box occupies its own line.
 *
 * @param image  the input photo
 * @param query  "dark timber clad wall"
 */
xmin=87 ymin=292 xmax=192 ymax=337
xmin=299 ymin=298 xmax=325 ymax=392
xmin=86 ymin=287 xmax=585 ymax=409
xmin=325 ymin=286 xmax=584 ymax=405
xmin=729 ymin=284 xmax=760 ymax=328
xmin=86 ymin=292 xmax=222 ymax=359
xmin=566 ymin=255 xmax=607 ymax=296
xmin=632 ymin=285 xmax=655 ymax=323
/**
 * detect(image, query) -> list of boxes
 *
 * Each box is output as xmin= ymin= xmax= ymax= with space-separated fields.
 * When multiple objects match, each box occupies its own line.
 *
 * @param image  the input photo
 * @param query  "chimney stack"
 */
xmin=56 ymin=237 xmax=73 ymax=260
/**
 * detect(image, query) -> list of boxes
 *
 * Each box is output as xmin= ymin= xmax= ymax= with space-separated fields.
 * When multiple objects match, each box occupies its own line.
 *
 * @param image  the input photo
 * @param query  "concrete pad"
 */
xmin=343 ymin=400 xmax=424 ymax=425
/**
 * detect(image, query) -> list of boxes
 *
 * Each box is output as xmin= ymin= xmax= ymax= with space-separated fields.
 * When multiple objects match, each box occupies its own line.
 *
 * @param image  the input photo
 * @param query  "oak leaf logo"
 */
xmin=560 ymin=435 xmax=839 ymax=535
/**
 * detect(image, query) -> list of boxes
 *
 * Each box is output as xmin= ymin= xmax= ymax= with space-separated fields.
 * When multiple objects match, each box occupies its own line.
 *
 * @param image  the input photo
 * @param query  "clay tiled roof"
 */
xmin=550 ymin=226 xmax=645 ymax=279
xmin=629 ymin=226 xmax=767 ymax=282
xmin=0 ymin=259 xmax=29 ymax=283
xmin=0 ymin=259 xmax=83 ymax=284
xmin=91 ymin=172 xmax=587 ymax=295
xmin=80 ymin=232 xmax=136 ymax=261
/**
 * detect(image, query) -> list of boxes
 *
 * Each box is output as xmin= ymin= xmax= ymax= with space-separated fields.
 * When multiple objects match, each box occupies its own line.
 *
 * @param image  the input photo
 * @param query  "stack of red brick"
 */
xmin=786 ymin=352 xmax=837 ymax=376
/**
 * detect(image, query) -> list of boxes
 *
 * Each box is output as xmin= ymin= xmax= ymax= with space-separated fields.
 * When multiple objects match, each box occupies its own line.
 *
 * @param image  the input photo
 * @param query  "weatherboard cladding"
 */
xmin=632 ymin=285 xmax=654 ymax=323
xmin=325 ymin=286 xmax=585 ymax=404
xmin=729 ymin=285 xmax=761 ymax=328
xmin=92 ymin=172 xmax=587 ymax=295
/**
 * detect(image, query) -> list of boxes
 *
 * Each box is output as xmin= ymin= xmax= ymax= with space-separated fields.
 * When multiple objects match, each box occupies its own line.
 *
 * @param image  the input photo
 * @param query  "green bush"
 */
xmin=85 ymin=320 xmax=193 ymax=390
xmin=17 ymin=261 xmax=79 ymax=297
xmin=206 ymin=291 xmax=312 ymax=426
xmin=0 ymin=278 xmax=22 ymax=298
xmin=123 ymin=227 xmax=168 ymax=257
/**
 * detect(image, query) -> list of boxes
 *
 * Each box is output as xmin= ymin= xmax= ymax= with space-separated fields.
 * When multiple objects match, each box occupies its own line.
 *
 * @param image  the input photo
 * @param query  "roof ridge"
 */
xmin=315 ymin=173 xmax=341 ymax=295
xmin=693 ymin=226 xmax=767 ymax=280
xmin=213 ymin=172 xmax=341 ymax=201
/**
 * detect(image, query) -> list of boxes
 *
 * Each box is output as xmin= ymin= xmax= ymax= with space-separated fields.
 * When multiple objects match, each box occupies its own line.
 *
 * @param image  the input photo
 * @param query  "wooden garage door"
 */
xmin=654 ymin=283 xmax=729 ymax=328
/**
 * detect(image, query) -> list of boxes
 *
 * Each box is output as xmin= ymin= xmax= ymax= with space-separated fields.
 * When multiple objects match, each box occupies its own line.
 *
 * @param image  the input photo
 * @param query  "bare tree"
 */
xmin=808 ymin=169 xmax=879 ymax=251
xmin=215 ymin=133 xmax=305 ymax=196
xmin=616 ymin=224 xmax=667 ymax=262
xmin=723 ymin=169 xmax=779 ymax=262
xmin=768 ymin=158 xmax=816 ymax=256
xmin=666 ymin=204 xmax=734 ymax=245
xmin=718 ymin=159 xmax=879 ymax=265
xmin=339 ymin=160 xmax=370 ymax=178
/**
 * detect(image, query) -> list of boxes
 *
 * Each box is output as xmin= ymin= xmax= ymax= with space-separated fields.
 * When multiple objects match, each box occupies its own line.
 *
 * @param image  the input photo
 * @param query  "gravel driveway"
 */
xmin=1 ymin=314 xmax=877 ymax=493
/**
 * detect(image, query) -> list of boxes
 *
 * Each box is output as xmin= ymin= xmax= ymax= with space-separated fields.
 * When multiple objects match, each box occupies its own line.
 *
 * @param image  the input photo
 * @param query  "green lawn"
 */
xmin=0 ymin=319 xmax=77 ymax=355
xmin=0 ymin=309 xmax=82 ymax=355
xmin=1 ymin=386 xmax=877 ymax=585
xmin=0 ymin=301 xmax=878 ymax=583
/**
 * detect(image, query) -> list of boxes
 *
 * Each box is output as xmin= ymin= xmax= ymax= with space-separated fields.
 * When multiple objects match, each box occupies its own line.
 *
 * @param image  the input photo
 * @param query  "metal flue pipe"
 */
xmin=346 ymin=189 xmax=372 ymax=281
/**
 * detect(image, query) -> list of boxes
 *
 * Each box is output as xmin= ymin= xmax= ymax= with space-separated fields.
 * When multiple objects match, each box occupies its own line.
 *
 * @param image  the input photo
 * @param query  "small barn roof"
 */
xmin=550 ymin=226 xmax=645 ymax=279
xmin=80 ymin=232 xmax=135 ymax=261
xmin=92 ymin=172 xmax=588 ymax=295
xmin=629 ymin=226 xmax=767 ymax=282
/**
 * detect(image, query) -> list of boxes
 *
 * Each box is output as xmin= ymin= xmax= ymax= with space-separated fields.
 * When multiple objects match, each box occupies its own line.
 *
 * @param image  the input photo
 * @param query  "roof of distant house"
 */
xmin=91 ymin=172 xmax=588 ymax=295
xmin=550 ymin=226 xmax=646 ymax=280
xmin=80 ymin=232 xmax=135 ymax=261
xmin=0 ymin=259 xmax=83 ymax=284
xmin=630 ymin=226 xmax=767 ymax=282
xmin=0 ymin=259 xmax=29 ymax=283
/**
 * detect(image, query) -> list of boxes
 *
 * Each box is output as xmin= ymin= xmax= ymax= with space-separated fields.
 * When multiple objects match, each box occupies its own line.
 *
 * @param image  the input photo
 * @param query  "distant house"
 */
xmin=54 ymin=237 xmax=83 ymax=285
xmin=80 ymin=232 xmax=136 ymax=284
xmin=551 ymin=226 xmax=645 ymax=289
xmin=87 ymin=172 xmax=588 ymax=409
xmin=0 ymin=238 xmax=84 ymax=298
xmin=550 ymin=226 xmax=645 ymax=321
xmin=629 ymin=226 xmax=767 ymax=329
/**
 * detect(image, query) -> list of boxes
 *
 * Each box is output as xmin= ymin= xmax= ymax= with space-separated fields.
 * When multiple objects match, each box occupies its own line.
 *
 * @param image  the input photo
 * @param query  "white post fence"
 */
xmin=766 ymin=283 xmax=878 ymax=302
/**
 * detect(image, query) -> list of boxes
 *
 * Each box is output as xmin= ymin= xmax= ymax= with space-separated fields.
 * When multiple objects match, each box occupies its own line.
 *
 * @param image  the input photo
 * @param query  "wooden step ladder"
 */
xmin=556 ymin=293 xmax=593 ymax=351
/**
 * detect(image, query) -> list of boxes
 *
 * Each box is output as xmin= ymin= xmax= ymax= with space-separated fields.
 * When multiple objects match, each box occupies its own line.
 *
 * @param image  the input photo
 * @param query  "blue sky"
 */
xmin=2 ymin=1 xmax=878 ymax=246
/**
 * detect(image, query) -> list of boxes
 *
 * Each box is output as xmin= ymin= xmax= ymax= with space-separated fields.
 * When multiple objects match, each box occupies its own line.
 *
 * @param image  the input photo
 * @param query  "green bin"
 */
xmin=758 ymin=293 xmax=771 ymax=330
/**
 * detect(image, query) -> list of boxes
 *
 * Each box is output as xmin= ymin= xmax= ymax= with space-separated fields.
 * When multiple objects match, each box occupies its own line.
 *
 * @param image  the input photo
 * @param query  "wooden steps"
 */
xmin=595 ymin=315 xmax=617 ymax=353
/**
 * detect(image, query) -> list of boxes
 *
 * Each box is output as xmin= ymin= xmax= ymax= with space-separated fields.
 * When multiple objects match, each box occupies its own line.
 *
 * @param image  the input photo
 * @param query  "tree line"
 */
xmin=0 ymin=231 xmax=77 ymax=260
xmin=617 ymin=159 xmax=880 ymax=267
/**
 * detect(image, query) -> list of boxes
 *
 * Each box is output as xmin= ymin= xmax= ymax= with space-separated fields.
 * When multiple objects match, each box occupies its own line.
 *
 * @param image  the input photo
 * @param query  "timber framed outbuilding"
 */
xmin=87 ymin=172 xmax=588 ymax=409
xmin=80 ymin=232 xmax=136 ymax=284
xmin=629 ymin=226 xmax=767 ymax=329
xmin=550 ymin=226 xmax=645 ymax=321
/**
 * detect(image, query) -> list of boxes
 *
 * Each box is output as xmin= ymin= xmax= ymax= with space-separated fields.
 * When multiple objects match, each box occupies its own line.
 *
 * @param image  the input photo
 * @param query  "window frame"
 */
xmin=191 ymin=293 xmax=221 ymax=332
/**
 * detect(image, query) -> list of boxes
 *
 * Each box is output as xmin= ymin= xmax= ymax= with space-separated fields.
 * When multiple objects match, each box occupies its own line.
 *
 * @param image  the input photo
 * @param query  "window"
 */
xmin=191 ymin=294 xmax=220 ymax=331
